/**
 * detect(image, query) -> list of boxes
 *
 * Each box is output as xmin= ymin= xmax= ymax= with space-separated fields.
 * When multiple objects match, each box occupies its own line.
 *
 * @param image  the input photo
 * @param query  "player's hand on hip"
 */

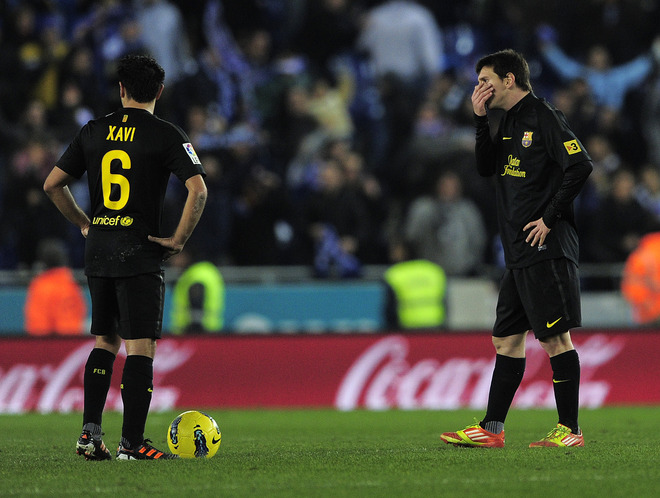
xmin=524 ymin=218 xmax=551 ymax=247
xmin=472 ymin=81 xmax=492 ymax=116
xmin=148 ymin=235 xmax=184 ymax=261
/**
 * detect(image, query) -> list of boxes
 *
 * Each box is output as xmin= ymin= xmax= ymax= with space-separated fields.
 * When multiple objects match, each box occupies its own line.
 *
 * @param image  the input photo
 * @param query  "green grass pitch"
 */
xmin=1 ymin=407 xmax=658 ymax=497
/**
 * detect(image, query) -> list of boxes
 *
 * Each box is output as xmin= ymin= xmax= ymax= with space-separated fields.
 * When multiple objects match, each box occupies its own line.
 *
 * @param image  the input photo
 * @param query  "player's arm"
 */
xmin=43 ymin=166 xmax=91 ymax=237
xmin=524 ymin=159 xmax=593 ymax=247
xmin=472 ymin=82 xmax=497 ymax=176
xmin=148 ymin=174 xmax=207 ymax=260
xmin=542 ymin=159 xmax=593 ymax=227
xmin=474 ymin=116 xmax=497 ymax=176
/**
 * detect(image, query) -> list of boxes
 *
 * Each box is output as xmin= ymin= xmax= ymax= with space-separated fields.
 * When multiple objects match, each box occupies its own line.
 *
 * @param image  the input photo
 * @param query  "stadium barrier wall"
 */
xmin=0 ymin=330 xmax=657 ymax=414
xmin=0 ymin=278 xmax=633 ymax=334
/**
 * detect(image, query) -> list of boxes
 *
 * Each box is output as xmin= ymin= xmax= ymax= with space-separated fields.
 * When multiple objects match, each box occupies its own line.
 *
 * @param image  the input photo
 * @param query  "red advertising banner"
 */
xmin=0 ymin=331 xmax=658 ymax=414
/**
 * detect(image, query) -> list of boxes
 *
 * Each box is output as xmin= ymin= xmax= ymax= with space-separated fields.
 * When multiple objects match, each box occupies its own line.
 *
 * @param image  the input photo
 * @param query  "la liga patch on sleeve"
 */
xmin=183 ymin=143 xmax=201 ymax=164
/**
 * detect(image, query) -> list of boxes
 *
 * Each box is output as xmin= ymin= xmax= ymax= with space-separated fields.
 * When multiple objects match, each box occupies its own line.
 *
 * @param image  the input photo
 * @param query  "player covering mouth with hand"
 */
xmin=441 ymin=49 xmax=592 ymax=448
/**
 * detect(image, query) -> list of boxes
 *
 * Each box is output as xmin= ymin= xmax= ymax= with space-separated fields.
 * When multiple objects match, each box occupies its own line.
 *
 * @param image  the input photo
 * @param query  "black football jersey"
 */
xmin=475 ymin=93 xmax=591 ymax=268
xmin=56 ymin=108 xmax=205 ymax=277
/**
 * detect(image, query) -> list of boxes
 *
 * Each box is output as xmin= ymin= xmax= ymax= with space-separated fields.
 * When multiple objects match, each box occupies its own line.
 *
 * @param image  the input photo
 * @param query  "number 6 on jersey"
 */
xmin=102 ymin=149 xmax=131 ymax=210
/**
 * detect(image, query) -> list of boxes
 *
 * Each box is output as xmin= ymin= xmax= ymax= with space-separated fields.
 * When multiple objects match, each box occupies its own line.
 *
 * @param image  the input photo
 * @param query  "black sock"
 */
xmin=121 ymin=355 xmax=154 ymax=448
xmin=482 ymin=354 xmax=526 ymax=430
xmin=83 ymin=348 xmax=116 ymax=427
xmin=550 ymin=349 xmax=580 ymax=433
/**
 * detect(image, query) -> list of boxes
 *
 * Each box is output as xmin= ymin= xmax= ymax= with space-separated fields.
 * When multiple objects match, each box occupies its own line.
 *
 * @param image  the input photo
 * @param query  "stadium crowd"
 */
xmin=2 ymin=0 xmax=660 ymax=280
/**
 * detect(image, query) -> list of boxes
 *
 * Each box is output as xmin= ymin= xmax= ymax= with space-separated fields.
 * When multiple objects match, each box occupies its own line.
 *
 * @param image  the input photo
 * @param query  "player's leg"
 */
xmin=528 ymin=331 xmax=583 ymax=447
xmin=114 ymin=272 xmax=177 ymax=460
xmin=525 ymin=259 xmax=583 ymax=447
xmin=82 ymin=334 xmax=121 ymax=429
xmin=481 ymin=332 xmax=527 ymax=433
xmin=119 ymin=337 xmax=156 ymax=452
xmin=441 ymin=270 xmax=528 ymax=447
xmin=440 ymin=333 xmax=526 ymax=448
xmin=77 ymin=277 xmax=120 ymax=460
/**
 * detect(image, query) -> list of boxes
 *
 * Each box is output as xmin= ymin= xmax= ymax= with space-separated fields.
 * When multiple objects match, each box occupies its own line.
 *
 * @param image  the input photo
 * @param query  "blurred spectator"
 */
xmin=551 ymin=80 xmax=597 ymax=142
xmin=339 ymin=146 xmax=389 ymax=264
xmin=49 ymin=80 xmax=95 ymax=142
xmin=24 ymin=238 xmax=87 ymax=335
xmin=233 ymin=27 xmax=278 ymax=124
xmin=19 ymin=99 xmax=53 ymax=143
xmin=576 ymin=133 xmax=622 ymax=232
xmin=183 ymin=104 xmax=229 ymax=154
xmin=100 ymin=16 xmax=147 ymax=71
xmin=230 ymin=166 xmax=301 ymax=265
xmin=332 ymin=51 xmax=389 ymax=173
xmin=285 ymin=123 xmax=330 ymax=202
xmin=641 ymin=56 xmax=660 ymax=166
xmin=134 ymin=0 xmax=192 ymax=85
xmin=357 ymin=0 xmax=443 ymax=103
xmin=398 ymin=94 xmax=473 ymax=198
xmin=586 ymin=133 xmax=622 ymax=175
xmin=170 ymin=254 xmax=225 ymax=334
xmin=58 ymin=45 xmax=106 ymax=116
xmin=537 ymin=25 xmax=658 ymax=112
xmin=3 ymin=4 xmax=43 ymax=119
xmin=547 ymin=0 xmax=660 ymax=64
xmin=183 ymin=153 xmax=233 ymax=264
xmin=307 ymin=71 xmax=354 ymax=140
xmin=171 ymin=46 xmax=242 ymax=129
xmin=302 ymin=158 xmax=370 ymax=277
xmin=357 ymin=0 xmax=444 ymax=185
xmin=621 ymin=232 xmax=660 ymax=326
xmin=267 ymin=84 xmax=320 ymax=177
xmin=635 ymin=164 xmax=660 ymax=221
xmin=383 ymin=253 xmax=446 ymax=330
xmin=202 ymin=0 xmax=267 ymax=124
xmin=32 ymin=16 xmax=70 ymax=110
xmin=583 ymin=169 xmax=660 ymax=264
xmin=221 ymin=122 xmax=268 ymax=194
xmin=294 ymin=0 xmax=361 ymax=74
xmin=2 ymin=139 xmax=66 ymax=268
xmin=71 ymin=0 xmax=145 ymax=103
xmin=403 ymin=169 xmax=486 ymax=276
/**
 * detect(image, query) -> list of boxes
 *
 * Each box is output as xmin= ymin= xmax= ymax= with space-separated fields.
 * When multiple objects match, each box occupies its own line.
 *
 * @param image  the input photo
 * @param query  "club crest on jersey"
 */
xmin=183 ymin=143 xmax=201 ymax=165
xmin=522 ymin=131 xmax=533 ymax=148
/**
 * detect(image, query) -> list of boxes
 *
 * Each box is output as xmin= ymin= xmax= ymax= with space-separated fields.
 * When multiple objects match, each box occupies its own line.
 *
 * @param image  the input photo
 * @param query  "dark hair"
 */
xmin=475 ymin=49 xmax=532 ymax=92
xmin=117 ymin=54 xmax=165 ymax=103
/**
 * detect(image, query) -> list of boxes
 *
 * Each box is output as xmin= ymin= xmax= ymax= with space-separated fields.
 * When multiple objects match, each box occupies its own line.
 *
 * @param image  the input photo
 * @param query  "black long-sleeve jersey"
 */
xmin=56 ymin=107 xmax=206 ymax=277
xmin=475 ymin=93 xmax=592 ymax=268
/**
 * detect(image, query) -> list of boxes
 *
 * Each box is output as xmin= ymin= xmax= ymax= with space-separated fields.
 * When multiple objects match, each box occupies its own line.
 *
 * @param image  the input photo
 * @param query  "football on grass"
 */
xmin=167 ymin=410 xmax=221 ymax=458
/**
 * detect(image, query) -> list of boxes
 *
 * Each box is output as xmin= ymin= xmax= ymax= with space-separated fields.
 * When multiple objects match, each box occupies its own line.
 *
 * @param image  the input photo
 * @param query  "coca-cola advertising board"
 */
xmin=0 ymin=331 xmax=658 ymax=414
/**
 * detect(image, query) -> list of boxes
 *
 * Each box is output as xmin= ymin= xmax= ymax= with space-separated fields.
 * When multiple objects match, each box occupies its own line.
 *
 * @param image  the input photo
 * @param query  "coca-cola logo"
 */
xmin=0 ymin=340 xmax=193 ymax=414
xmin=335 ymin=335 xmax=624 ymax=410
xmin=0 ymin=332 xmax=635 ymax=413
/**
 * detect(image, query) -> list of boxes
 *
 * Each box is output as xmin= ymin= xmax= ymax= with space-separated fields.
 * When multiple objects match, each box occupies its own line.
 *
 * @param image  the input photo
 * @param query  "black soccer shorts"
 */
xmin=87 ymin=271 xmax=165 ymax=340
xmin=493 ymin=258 xmax=581 ymax=339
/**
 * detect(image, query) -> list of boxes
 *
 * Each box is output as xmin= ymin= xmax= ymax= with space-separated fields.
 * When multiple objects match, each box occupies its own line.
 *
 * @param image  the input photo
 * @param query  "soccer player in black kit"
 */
xmin=441 ymin=49 xmax=592 ymax=448
xmin=44 ymin=55 xmax=207 ymax=460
